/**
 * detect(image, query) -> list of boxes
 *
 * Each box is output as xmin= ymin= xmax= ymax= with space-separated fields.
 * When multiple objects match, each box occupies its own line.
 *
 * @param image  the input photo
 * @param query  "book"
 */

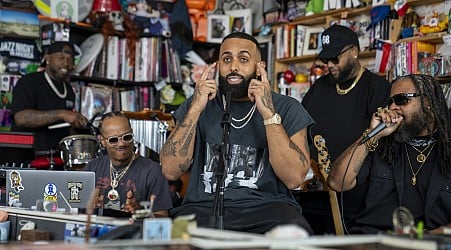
xmin=296 ymin=25 xmax=307 ymax=57
xmin=106 ymin=36 xmax=119 ymax=80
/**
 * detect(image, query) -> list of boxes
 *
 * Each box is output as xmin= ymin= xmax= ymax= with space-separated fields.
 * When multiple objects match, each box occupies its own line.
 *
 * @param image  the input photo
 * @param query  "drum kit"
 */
xmin=31 ymin=134 xmax=100 ymax=171
xmin=29 ymin=116 xmax=169 ymax=170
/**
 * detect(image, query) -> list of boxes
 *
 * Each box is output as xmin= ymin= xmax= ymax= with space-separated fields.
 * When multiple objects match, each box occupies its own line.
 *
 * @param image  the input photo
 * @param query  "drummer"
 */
xmin=10 ymin=42 xmax=88 ymax=155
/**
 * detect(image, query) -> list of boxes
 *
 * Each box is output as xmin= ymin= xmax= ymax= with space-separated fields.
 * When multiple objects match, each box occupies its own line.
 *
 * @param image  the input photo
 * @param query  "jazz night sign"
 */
xmin=0 ymin=38 xmax=40 ymax=61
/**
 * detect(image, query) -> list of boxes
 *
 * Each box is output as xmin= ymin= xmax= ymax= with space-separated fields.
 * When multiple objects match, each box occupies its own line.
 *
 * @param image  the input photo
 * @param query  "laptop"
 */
xmin=5 ymin=169 xmax=95 ymax=210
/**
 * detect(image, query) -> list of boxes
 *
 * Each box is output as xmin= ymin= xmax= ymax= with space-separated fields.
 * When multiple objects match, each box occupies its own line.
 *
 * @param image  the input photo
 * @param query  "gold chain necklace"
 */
xmin=107 ymin=157 xmax=134 ymax=201
xmin=404 ymin=143 xmax=435 ymax=186
xmin=410 ymin=143 xmax=433 ymax=163
xmin=336 ymin=66 xmax=364 ymax=95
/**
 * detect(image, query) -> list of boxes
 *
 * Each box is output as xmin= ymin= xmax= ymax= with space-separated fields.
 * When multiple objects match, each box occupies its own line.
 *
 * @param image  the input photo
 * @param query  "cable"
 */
xmin=338 ymin=144 xmax=359 ymax=235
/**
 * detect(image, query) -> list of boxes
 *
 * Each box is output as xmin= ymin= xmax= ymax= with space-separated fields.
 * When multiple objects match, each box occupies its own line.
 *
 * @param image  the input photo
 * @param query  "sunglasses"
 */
xmin=388 ymin=93 xmax=422 ymax=106
xmin=104 ymin=132 xmax=134 ymax=145
xmin=319 ymin=46 xmax=354 ymax=65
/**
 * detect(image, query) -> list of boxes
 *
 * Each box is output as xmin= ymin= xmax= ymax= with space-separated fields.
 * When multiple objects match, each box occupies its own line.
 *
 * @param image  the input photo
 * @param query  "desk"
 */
xmin=0 ymin=234 xmax=440 ymax=250
xmin=1 ymin=207 xmax=131 ymax=241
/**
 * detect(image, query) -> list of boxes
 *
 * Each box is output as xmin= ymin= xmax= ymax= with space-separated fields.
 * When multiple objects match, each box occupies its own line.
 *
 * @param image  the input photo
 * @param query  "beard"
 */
xmin=393 ymin=110 xmax=428 ymax=143
xmin=218 ymin=72 xmax=256 ymax=99
xmin=330 ymin=59 xmax=355 ymax=84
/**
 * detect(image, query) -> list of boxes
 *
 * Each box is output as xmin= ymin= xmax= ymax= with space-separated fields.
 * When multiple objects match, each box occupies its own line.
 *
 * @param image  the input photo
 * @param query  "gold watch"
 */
xmin=263 ymin=113 xmax=281 ymax=125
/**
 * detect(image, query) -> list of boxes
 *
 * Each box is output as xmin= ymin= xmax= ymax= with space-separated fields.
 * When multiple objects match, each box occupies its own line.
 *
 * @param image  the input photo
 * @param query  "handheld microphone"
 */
xmin=358 ymin=122 xmax=387 ymax=145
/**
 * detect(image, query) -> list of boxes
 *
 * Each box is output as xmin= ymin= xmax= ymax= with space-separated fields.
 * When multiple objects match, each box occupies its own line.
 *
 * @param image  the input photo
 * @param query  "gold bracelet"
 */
xmin=362 ymin=128 xmax=379 ymax=152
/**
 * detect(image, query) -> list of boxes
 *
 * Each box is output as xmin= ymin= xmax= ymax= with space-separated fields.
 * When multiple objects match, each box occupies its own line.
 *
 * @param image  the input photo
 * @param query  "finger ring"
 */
xmin=377 ymin=107 xmax=383 ymax=113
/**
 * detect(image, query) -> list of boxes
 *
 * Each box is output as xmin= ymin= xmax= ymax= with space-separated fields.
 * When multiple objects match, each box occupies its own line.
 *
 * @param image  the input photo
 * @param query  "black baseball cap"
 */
xmin=44 ymin=42 xmax=76 ymax=56
xmin=317 ymin=24 xmax=359 ymax=59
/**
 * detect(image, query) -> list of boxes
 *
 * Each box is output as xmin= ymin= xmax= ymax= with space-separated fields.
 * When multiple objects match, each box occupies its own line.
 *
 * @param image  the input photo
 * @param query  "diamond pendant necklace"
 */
xmin=108 ymin=157 xmax=134 ymax=201
xmin=44 ymin=72 xmax=67 ymax=99
xmin=404 ymin=143 xmax=435 ymax=186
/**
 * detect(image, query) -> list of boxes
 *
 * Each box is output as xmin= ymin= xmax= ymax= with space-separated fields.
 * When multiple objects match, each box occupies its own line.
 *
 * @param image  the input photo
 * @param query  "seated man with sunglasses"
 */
xmin=299 ymin=24 xmax=391 ymax=234
xmin=328 ymin=74 xmax=451 ymax=234
xmin=84 ymin=111 xmax=172 ymax=216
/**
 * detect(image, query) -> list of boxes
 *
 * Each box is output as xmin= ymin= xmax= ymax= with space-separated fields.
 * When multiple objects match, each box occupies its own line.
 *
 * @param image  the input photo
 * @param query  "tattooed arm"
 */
xmin=248 ymin=63 xmax=310 ymax=189
xmin=327 ymin=139 xmax=369 ymax=192
xmin=160 ymin=63 xmax=218 ymax=181
xmin=14 ymin=109 xmax=88 ymax=129
xmin=267 ymin=127 xmax=311 ymax=189
xmin=328 ymin=106 xmax=403 ymax=192
xmin=160 ymin=115 xmax=198 ymax=181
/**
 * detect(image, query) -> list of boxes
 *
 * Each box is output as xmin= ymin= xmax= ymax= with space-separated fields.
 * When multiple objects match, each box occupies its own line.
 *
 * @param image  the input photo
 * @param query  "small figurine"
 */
xmin=108 ymin=11 xmax=124 ymax=31
xmin=128 ymin=0 xmax=171 ymax=37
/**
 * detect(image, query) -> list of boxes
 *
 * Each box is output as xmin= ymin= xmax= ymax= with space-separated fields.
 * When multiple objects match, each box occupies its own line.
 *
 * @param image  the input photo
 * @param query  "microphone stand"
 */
xmin=86 ymin=112 xmax=103 ymax=156
xmin=211 ymin=91 xmax=232 ymax=230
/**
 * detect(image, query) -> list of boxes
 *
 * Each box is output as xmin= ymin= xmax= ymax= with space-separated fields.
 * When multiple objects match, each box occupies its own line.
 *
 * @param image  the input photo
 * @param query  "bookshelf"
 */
xmin=272 ymin=0 xmax=450 ymax=92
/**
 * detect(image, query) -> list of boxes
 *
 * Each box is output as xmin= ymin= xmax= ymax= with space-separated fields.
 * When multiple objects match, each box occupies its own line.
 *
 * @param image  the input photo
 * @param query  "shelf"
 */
xmin=284 ymin=0 xmax=444 ymax=27
xmin=289 ymin=9 xmax=341 ymax=26
xmin=288 ymin=5 xmax=374 ymax=26
xmin=276 ymin=50 xmax=376 ymax=64
xmin=407 ymin=0 xmax=445 ymax=7
xmin=70 ymin=75 xmax=153 ymax=87
xmin=70 ymin=75 xmax=184 ymax=88
xmin=436 ymin=75 xmax=451 ymax=84
xmin=396 ymin=32 xmax=448 ymax=44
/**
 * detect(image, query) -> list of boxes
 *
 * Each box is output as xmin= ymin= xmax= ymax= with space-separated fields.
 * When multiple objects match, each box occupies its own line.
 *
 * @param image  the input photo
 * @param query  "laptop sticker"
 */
xmin=9 ymin=170 xmax=24 ymax=193
xmin=67 ymin=182 xmax=82 ymax=203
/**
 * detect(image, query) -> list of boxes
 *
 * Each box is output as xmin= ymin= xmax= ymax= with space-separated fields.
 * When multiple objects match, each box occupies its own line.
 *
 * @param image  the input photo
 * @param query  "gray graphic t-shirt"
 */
xmin=173 ymin=92 xmax=314 ymax=210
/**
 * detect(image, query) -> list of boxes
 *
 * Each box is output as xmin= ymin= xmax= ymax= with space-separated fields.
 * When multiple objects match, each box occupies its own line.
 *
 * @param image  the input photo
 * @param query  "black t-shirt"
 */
xmin=300 ymin=69 xmax=391 ymax=219
xmin=302 ymin=69 xmax=391 ymax=162
xmin=10 ymin=72 xmax=76 ymax=152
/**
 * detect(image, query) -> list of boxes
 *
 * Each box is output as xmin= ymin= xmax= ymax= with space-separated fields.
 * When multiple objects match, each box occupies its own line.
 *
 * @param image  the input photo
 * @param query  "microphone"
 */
xmin=358 ymin=122 xmax=386 ymax=145
xmin=221 ymin=90 xmax=232 ymax=126
xmin=225 ymin=90 xmax=232 ymax=112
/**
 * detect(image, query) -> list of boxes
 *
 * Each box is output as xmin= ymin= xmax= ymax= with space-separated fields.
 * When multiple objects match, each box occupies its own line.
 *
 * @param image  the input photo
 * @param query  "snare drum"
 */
xmin=59 ymin=134 xmax=99 ymax=169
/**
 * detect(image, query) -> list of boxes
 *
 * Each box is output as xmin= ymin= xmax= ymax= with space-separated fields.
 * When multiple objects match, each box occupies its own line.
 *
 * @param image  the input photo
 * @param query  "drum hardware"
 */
xmin=33 ymin=149 xmax=61 ymax=170
xmin=59 ymin=134 xmax=99 ymax=170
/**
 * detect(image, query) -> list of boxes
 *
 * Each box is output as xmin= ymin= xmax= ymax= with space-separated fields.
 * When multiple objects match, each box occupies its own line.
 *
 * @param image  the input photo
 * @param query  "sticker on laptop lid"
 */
xmin=8 ymin=191 xmax=21 ymax=207
xmin=9 ymin=170 xmax=24 ymax=193
xmin=67 ymin=182 xmax=82 ymax=203
xmin=44 ymin=183 xmax=58 ymax=201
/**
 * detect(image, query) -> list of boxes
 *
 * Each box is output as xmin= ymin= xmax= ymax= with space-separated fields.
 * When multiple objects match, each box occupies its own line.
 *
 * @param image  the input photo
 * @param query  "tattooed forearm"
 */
xmin=262 ymin=89 xmax=275 ymax=113
xmin=180 ymin=129 xmax=194 ymax=156
xmin=178 ymin=161 xmax=190 ymax=174
xmin=289 ymin=140 xmax=309 ymax=167
xmin=160 ymin=142 xmax=177 ymax=157
xmin=163 ymin=119 xmax=196 ymax=159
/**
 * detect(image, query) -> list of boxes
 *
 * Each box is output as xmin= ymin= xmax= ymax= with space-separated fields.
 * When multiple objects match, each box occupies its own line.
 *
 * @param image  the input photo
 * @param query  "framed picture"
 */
xmin=303 ymin=27 xmax=323 ymax=56
xmin=207 ymin=14 xmax=230 ymax=43
xmin=225 ymin=8 xmax=252 ymax=35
